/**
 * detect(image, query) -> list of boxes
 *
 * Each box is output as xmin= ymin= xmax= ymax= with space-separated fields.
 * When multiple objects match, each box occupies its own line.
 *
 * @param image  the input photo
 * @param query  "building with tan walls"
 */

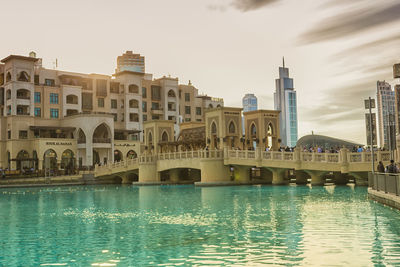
xmin=0 ymin=51 xmax=223 ymax=171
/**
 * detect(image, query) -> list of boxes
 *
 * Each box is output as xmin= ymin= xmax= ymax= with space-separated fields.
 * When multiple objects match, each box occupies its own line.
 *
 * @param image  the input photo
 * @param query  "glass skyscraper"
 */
xmin=274 ymin=58 xmax=298 ymax=147
xmin=242 ymin=94 xmax=258 ymax=112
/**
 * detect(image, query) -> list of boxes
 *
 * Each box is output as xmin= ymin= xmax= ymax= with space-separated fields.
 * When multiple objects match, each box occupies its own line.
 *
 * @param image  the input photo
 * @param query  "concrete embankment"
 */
xmin=368 ymin=188 xmax=400 ymax=210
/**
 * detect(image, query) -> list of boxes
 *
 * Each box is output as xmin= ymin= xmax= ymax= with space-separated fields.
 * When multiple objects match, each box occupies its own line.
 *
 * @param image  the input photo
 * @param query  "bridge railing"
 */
xmin=300 ymin=152 xmax=340 ymax=163
xmin=348 ymin=151 xmax=391 ymax=163
xmin=370 ymin=172 xmax=400 ymax=196
xmin=157 ymin=150 xmax=223 ymax=160
xmin=95 ymin=158 xmax=139 ymax=174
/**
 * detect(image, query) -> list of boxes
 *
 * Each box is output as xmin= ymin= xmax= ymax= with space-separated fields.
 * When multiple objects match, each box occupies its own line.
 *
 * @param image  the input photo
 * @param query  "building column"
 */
xmin=271 ymin=168 xmax=288 ymax=185
xmin=138 ymin=162 xmax=160 ymax=183
xmin=305 ymin=170 xmax=327 ymax=186
xmin=85 ymin=139 xmax=93 ymax=167
xmin=200 ymin=158 xmax=231 ymax=183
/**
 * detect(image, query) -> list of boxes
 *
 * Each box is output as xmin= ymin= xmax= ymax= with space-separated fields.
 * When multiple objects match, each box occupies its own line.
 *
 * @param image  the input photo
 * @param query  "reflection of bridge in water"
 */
xmin=94 ymin=148 xmax=391 ymax=186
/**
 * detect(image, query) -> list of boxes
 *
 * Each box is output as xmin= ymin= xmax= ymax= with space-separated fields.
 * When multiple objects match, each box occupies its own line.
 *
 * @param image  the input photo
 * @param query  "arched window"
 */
xmin=267 ymin=123 xmax=273 ymax=135
xmin=6 ymin=72 xmax=11 ymax=82
xmin=217 ymin=104 xmax=221 ymax=108
xmin=228 ymin=121 xmax=236 ymax=134
xmin=66 ymin=94 xmax=78 ymax=104
xmin=129 ymin=99 xmax=139 ymax=108
xmin=208 ymin=104 xmax=213 ymax=108
xmin=93 ymin=123 xmax=111 ymax=143
xmin=167 ymin=90 xmax=176 ymax=97
xmin=211 ymin=122 xmax=217 ymax=134
xmin=17 ymin=71 xmax=30 ymax=82
xmin=148 ymin=132 xmax=153 ymax=143
xmin=162 ymin=131 xmax=168 ymax=142
xmin=43 ymin=149 xmax=57 ymax=170
xmin=127 ymin=150 xmax=137 ymax=159
xmin=251 ymin=124 xmax=257 ymax=136
xmin=16 ymin=150 xmax=30 ymax=170
xmin=128 ymin=84 xmax=139 ymax=94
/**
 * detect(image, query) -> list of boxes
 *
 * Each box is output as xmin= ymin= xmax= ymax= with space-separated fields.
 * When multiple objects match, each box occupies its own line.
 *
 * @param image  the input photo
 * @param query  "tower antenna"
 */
xmin=283 ymin=57 xmax=285 ymax=68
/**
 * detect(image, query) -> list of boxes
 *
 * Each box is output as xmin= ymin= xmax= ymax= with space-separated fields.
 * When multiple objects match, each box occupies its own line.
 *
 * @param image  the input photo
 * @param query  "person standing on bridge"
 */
xmin=377 ymin=161 xmax=385 ymax=173
xmin=385 ymin=160 xmax=398 ymax=173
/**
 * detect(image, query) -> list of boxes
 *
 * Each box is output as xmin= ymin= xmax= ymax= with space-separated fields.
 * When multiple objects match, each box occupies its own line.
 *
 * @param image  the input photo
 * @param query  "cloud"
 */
xmin=231 ymin=0 xmax=279 ymax=11
xmin=299 ymin=1 xmax=400 ymax=43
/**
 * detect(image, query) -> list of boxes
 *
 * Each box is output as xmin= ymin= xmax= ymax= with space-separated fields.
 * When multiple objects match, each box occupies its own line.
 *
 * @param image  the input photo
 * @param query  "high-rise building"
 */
xmin=376 ymin=80 xmax=396 ymax=148
xmin=116 ymin=51 xmax=145 ymax=73
xmin=242 ymin=94 xmax=258 ymax=112
xmin=273 ymin=58 xmax=298 ymax=147
xmin=393 ymin=64 xmax=400 ymax=135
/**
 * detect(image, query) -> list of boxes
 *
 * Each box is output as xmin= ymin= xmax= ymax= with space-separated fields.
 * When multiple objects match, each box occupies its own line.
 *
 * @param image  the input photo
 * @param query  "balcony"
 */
xmin=93 ymin=138 xmax=111 ymax=143
xmin=151 ymin=107 xmax=163 ymax=115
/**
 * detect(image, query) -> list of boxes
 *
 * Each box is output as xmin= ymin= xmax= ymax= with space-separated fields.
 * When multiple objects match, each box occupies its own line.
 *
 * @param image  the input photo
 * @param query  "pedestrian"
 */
xmin=386 ymin=160 xmax=397 ymax=173
xmin=377 ymin=161 xmax=385 ymax=173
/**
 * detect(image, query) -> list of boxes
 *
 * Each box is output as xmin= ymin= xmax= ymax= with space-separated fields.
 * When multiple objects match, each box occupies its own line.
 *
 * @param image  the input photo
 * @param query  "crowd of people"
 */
xmin=377 ymin=160 xmax=399 ymax=173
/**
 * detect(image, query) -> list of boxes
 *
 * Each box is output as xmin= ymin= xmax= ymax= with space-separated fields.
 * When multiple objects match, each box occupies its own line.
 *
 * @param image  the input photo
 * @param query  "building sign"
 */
xmin=394 ymin=63 xmax=400 ymax=79
xmin=365 ymin=113 xmax=377 ymax=146
xmin=115 ymin=143 xmax=136 ymax=147
xmin=364 ymin=99 xmax=375 ymax=109
xmin=46 ymin=142 xmax=72 ymax=146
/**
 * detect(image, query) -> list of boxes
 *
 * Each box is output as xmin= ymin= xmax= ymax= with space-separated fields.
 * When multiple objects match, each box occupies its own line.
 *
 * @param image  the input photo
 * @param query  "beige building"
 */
xmin=0 ymin=52 xmax=223 ymax=172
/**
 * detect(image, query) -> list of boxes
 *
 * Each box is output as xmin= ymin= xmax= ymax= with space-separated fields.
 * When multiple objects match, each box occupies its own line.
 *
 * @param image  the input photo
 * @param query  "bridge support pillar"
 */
xmin=138 ymin=163 xmax=160 ymax=183
xmin=333 ymin=173 xmax=349 ymax=185
xmin=271 ymin=168 xmax=288 ymax=185
xmin=169 ymin=169 xmax=180 ymax=183
xmin=349 ymin=172 xmax=368 ymax=186
xmin=295 ymin=170 xmax=308 ymax=185
xmin=189 ymin=169 xmax=201 ymax=182
xmin=305 ymin=170 xmax=327 ymax=186
xmin=200 ymin=159 xmax=231 ymax=183
xmin=259 ymin=168 xmax=273 ymax=183
xmin=233 ymin=166 xmax=251 ymax=183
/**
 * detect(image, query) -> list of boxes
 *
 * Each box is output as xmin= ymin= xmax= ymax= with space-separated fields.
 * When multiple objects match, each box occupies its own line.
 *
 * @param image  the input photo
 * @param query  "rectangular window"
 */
xmin=19 ymin=130 xmax=28 ymax=139
xmin=7 ymin=130 xmax=11 ymax=139
xmin=98 ymin=98 xmax=105 ymax=108
xmin=50 ymin=93 xmax=58 ymax=104
xmin=34 ymin=75 xmax=39 ymax=85
xmin=50 ymin=108 xmax=59 ymax=118
xmin=151 ymin=102 xmax=159 ymax=110
xmin=34 ymin=107 xmax=41 ymax=117
xmin=142 ymin=87 xmax=147 ymax=98
xmin=196 ymin=107 xmax=201 ymax=115
xmin=96 ymin=79 xmax=107 ymax=97
xmin=143 ymin=115 xmax=147 ymax=121
xmin=45 ymin=79 xmax=55 ymax=87
xmin=185 ymin=106 xmax=191 ymax=114
xmin=151 ymin=85 xmax=161 ymax=100
xmin=111 ymin=99 xmax=117 ymax=109
xmin=34 ymin=92 xmax=41 ymax=103
xmin=113 ymin=113 xmax=118 ymax=121
xmin=142 ymin=102 xmax=147 ymax=112
xmin=185 ymin=93 xmax=190 ymax=102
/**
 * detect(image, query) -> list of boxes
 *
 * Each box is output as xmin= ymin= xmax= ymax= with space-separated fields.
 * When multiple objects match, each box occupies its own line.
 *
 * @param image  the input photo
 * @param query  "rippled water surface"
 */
xmin=1 ymin=185 xmax=400 ymax=266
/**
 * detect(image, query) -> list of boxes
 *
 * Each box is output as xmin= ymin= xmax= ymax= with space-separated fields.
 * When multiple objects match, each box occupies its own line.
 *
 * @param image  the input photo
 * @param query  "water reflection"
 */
xmin=0 ymin=185 xmax=400 ymax=266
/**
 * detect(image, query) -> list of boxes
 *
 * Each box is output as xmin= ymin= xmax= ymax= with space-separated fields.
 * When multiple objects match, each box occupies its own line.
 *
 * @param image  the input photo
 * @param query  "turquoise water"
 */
xmin=1 ymin=185 xmax=400 ymax=266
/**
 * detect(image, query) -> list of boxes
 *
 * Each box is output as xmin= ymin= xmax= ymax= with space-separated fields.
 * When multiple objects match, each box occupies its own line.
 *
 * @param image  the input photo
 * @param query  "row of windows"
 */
xmin=33 ymin=108 xmax=58 ymax=118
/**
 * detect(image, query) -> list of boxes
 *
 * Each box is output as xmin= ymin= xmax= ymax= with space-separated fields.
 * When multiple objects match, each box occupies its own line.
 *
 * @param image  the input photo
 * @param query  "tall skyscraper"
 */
xmin=242 ymin=93 xmax=258 ymax=112
xmin=376 ymin=80 xmax=396 ymax=149
xmin=394 ymin=64 xmax=400 ymax=134
xmin=116 ymin=51 xmax=145 ymax=73
xmin=274 ymin=58 xmax=298 ymax=147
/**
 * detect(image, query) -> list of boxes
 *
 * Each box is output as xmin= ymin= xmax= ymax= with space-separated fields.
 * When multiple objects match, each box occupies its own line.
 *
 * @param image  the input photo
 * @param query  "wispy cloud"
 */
xmin=231 ymin=0 xmax=279 ymax=11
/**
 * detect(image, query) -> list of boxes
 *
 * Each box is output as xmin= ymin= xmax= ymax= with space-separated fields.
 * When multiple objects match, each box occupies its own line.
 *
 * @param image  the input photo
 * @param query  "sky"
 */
xmin=1 ymin=0 xmax=400 ymax=144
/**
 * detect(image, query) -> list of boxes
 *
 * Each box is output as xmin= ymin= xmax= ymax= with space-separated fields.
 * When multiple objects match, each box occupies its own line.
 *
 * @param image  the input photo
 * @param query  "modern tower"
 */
xmin=377 ymin=80 xmax=396 ymax=149
xmin=242 ymin=93 xmax=258 ymax=112
xmin=274 ymin=58 xmax=298 ymax=147
xmin=116 ymin=51 xmax=145 ymax=73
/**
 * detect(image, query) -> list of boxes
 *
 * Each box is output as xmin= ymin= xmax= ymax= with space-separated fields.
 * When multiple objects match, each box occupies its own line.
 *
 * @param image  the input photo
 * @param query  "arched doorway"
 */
xmin=211 ymin=121 xmax=218 ymax=149
xmin=93 ymin=123 xmax=111 ymax=143
xmin=114 ymin=150 xmax=123 ymax=162
xmin=44 ymin=149 xmax=57 ymax=170
xmin=93 ymin=150 xmax=100 ymax=166
xmin=61 ymin=149 xmax=75 ymax=173
xmin=250 ymin=123 xmax=257 ymax=150
xmin=267 ymin=123 xmax=274 ymax=149
xmin=228 ymin=121 xmax=236 ymax=148
xmin=127 ymin=150 xmax=137 ymax=159
xmin=16 ymin=150 xmax=30 ymax=170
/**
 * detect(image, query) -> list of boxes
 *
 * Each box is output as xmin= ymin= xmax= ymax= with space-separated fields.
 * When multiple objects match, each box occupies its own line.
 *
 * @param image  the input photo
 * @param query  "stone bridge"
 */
xmin=94 ymin=148 xmax=391 ymax=186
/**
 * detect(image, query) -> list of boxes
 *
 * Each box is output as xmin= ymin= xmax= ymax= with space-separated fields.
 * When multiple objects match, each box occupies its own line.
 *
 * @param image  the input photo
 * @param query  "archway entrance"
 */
xmin=61 ymin=149 xmax=75 ymax=174
xmin=93 ymin=150 xmax=100 ymax=166
xmin=44 ymin=149 xmax=57 ymax=170
xmin=16 ymin=150 xmax=30 ymax=170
